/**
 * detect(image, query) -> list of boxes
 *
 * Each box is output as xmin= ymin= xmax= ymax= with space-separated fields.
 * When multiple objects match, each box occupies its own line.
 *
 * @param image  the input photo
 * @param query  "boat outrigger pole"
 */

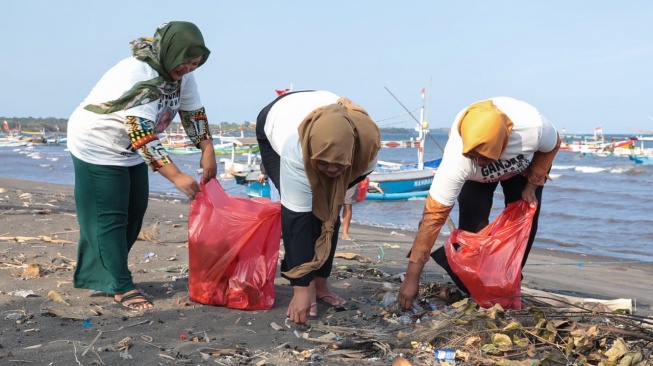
xmin=383 ymin=86 xmax=446 ymax=155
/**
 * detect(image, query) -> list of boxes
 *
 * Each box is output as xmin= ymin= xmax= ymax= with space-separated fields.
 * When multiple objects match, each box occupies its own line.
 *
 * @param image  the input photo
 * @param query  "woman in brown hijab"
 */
xmin=256 ymin=90 xmax=380 ymax=325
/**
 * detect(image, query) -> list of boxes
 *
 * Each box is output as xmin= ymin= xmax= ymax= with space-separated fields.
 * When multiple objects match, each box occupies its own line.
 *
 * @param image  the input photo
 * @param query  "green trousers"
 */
xmin=71 ymin=155 xmax=149 ymax=294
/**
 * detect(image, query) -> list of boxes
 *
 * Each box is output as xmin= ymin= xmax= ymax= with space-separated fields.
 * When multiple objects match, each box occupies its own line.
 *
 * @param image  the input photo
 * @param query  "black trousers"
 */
xmin=431 ymin=174 xmax=543 ymax=294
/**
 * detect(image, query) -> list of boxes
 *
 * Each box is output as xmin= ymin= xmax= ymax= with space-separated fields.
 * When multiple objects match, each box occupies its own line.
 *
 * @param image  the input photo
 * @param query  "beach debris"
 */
xmin=154 ymin=264 xmax=189 ymax=273
xmin=521 ymin=286 xmax=633 ymax=313
xmin=9 ymin=289 xmax=37 ymax=298
xmin=383 ymin=292 xmax=398 ymax=306
xmin=22 ymin=263 xmax=41 ymax=278
xmin=197 ymin=346 xmax=253 ymax=363
xmin=19 ymin=192 xmax=33 ymax=201
xmin=0 ymin=235 xmax=74 ymax=244
xmin=270 ymin=322 xmax=284 ymax=331
xmin=334 ymin=252 xmax=371 ymax=263
xmin=382 ymin=243 xmax=401 ymax=249
xmin=39 ymin=307 xmax=89 ymax=320
xmin=4 ymin=312 xmax=25 ymax=321
xmin=117 ymin=336 xmax=133 ymax=351
xmin=433 ymin=348 xmax=456 ymax=364
xmin=392 ymin=356 xmax=412 ymax=365
xmin=47 ymin=290 xmax=69 ymax=305
xmin=138 ymin=221 xmax=159 ymax=242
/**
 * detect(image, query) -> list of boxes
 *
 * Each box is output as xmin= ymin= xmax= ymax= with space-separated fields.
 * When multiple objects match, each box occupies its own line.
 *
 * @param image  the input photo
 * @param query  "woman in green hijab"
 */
xmin=66 ymin=21 xmax=215 ymax=310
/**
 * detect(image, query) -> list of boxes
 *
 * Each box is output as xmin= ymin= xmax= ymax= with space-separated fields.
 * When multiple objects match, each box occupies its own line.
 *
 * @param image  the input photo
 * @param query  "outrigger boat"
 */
xmin=365 ymin=87 xmax=441 ymax=201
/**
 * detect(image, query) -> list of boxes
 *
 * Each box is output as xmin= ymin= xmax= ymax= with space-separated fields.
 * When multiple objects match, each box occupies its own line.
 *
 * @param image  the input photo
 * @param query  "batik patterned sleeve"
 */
xmin=179 ymin=107 xmax=212 ymax=148
xmin=125 ymin=115 xmax=172 ymax=171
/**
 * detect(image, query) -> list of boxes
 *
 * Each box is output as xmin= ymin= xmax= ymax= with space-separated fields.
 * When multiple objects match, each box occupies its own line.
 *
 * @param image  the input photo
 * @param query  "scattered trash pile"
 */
xmin=278 ymin=266 xmax=653 ymax=365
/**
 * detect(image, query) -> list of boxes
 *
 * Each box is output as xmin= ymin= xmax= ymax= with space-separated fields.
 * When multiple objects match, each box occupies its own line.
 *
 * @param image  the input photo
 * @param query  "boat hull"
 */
xmin=368 ymin=167 xmax=436 ymax=194
xmin=214 ymin=144 xmax=260 ymax=156
xmin=245 ymin=181 xmax=271 ymax=198
xmin=365 ymin=190 xmax=429 ymax=201
xmin=633 ymin=156 xmax=652 ymax=165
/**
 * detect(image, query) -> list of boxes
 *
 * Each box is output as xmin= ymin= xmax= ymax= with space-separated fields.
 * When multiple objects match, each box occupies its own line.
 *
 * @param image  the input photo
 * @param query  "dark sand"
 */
xmin=0 ymin=176 xmax=650 ymax=365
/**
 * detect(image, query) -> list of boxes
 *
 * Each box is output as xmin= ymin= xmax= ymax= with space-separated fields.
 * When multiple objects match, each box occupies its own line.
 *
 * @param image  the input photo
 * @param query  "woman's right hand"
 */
xmin=398 ymin=262 xmax=424 ymax=309
xmin=398 ymin=276 xmax=419 ymax=310
xmin=286 ymin=286 xmax=311 ymax=325
xmin=158 ymin=164 xmax=200 ymax=200
xmin=173 ymin=173 xmax=200 ymax=200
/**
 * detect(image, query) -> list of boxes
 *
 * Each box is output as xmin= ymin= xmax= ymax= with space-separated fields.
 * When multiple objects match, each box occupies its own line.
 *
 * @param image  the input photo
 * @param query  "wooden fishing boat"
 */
xmin=365 ymin=87 xmax=441 ymax=201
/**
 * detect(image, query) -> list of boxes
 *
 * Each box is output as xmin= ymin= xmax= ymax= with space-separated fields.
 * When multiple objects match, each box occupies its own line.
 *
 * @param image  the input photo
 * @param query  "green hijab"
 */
xmin=85 ymin=21 xmax=211 ymax=114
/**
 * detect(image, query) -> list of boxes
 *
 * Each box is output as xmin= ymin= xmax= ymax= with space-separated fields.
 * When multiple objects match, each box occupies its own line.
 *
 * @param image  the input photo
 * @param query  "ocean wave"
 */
xmin=551 ymin=165 xmax=575 ymax=170
xmin=574 ymin=166 xmax=608 ymax=173
xmin=547 ymin=186 xmax=587 ymax=193
xmin=353 ymin=219 xmax=417 ymax=232
xmin=548 ymin=185 xmax=645 ymax=202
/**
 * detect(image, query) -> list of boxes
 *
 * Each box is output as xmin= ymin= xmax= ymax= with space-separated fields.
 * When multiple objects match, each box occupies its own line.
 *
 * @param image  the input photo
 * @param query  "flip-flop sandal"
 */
xmin=115 ymin=291 xmax=153 ymax=310
xmin=309 ymin=302 xmax=318 ymax=317
xmin=436 ymin=285 xmax=463 ymax=304
xmin=317 ymin=293 xmax=347 ymax=306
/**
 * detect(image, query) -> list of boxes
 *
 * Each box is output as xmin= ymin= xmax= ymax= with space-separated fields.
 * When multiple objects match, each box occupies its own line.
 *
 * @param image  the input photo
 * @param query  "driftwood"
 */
xmin=0 ymin=235 xmax=75 ymax=244
xmin=521 ymin=286 xmax=633 ymax=313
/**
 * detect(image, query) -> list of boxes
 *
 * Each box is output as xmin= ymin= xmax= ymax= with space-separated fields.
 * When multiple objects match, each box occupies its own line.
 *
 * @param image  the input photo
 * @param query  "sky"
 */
xmin=2 ymin=1 xmax=652 ymax=134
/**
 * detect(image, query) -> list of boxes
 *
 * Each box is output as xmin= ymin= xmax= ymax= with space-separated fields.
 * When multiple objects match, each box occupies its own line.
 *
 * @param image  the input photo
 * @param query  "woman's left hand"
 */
xmin=199 ymin=140 xmax=217 ymax=183
xmin=521 ymin=182 xmax=538 ymax=207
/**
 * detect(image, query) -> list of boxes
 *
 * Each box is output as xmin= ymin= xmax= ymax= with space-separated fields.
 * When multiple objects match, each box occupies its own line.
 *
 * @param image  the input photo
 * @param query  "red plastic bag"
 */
xmin=445 ymin=200 xmax=536 ymax=309
xmin=188 ymin=178 xmax=281 ymax=310
xmin=355 ymin=177 xmax=369 ymax=202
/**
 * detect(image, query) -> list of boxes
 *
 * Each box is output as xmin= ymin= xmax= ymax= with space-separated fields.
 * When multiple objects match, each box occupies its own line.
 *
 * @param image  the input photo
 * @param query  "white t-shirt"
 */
xmin=67 ymin=57 xmax=202 ymax=166
xmin=263 ymin=90 xmax=376 ymax=213
xmin=429 ymin=97 xmax=558 ymax=206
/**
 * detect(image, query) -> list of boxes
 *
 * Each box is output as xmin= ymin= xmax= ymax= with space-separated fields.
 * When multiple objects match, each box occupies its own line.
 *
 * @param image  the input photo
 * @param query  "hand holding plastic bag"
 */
xmin=445 ymin=200 xmax=536 ymax=309
xmin=187 ymin=178 xmax=281 ymax=310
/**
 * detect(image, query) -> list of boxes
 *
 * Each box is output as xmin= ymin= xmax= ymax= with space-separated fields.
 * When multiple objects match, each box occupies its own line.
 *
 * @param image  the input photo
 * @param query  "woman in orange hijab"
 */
xmin=256 ymin=90 xmax=380 ymax=325
xmin=398 ymin=97 xmax=561 ymax=309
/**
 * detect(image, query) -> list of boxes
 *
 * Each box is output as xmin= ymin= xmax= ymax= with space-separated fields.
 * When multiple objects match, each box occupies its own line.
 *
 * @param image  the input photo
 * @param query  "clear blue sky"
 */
xmin=3 ymin=1 xmax=652 ymax=134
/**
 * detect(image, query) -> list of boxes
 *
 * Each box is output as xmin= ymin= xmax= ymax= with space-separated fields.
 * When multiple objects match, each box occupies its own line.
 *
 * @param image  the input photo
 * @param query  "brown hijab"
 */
xmin=282 ymin=97 xmax=381 ymax=279
xmin=457 ymin=100 xmax=514 ymax=160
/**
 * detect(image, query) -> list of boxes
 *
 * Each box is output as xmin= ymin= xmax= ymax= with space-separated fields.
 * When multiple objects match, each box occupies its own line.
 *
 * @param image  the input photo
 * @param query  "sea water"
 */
xmin=1 ymin=133 xmax=652 ymax=262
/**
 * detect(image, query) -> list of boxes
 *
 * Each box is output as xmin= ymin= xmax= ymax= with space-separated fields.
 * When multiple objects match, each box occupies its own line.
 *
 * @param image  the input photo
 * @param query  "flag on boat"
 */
xmin=275 ymin=88 xmax=290 ymax=96
xmin=421 ymin=88 xmax=425 ymax=100
xmin=594 ymin=126 xmax=603 ymax=134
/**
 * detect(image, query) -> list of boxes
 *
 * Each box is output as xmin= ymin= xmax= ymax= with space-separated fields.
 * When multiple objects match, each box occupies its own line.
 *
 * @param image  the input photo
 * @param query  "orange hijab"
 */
xmin=457 ymin=100 xmax=513 ymax=160
xmin=282 ymin=97 xmax=380 ymax=279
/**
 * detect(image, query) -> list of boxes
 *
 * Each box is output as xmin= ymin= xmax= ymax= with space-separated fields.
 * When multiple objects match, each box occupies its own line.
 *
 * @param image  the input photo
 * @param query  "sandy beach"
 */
xmin=0 ymin=176 xmax=651 ymax=365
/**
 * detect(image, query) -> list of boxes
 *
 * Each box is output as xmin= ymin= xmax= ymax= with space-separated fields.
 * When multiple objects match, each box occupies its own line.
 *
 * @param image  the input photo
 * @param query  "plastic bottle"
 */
xmin=382 ymin=292 xmax=398 ymax=306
